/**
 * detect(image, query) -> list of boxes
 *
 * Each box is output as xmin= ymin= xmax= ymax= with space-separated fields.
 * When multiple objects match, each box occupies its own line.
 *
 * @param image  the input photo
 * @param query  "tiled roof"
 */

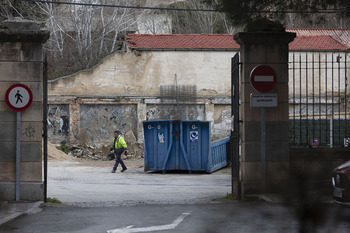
xmin=287 ymin=28 xmax=350 ymax=48
xmin=126 ymin=31 xmax=350 ymax=51
xmin=126 ymin=34 xmax=240 ymax=50
xmin=289 ymin=35 xmax=349 ymax=50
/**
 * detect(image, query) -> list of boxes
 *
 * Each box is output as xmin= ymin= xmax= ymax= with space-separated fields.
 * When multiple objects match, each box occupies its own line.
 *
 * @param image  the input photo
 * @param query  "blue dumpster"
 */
xmin=143 ymin=120 xmax=229 ymax=173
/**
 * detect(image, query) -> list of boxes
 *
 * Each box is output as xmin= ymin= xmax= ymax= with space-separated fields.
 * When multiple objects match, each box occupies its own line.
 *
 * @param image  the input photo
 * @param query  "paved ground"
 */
xmin=47 ymin=159 xmax=232 ymax=207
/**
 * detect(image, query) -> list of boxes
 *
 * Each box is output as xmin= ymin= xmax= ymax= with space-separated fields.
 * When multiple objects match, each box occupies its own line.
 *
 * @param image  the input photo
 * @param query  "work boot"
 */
xmin=111 ymin=170 xmax=116 ymax=173
xmin=121 ymin=168 xmax=127 ymax=172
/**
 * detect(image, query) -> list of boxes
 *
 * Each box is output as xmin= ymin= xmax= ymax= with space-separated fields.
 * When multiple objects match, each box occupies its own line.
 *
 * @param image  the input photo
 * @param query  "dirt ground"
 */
xmin=48 ymin=142 xmax=144 ymax=168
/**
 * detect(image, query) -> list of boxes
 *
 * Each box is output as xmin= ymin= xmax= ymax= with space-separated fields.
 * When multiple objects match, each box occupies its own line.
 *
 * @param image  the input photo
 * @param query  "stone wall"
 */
xmin=0 ymin=19 xmax=49 ymax=201
xmin=47 ymin=96 xmax=232 ymax=157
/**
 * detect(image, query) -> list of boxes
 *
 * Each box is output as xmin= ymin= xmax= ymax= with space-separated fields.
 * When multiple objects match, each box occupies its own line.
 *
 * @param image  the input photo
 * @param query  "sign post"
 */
xmin=250 ymin=65 xmax=277 ymax=190
xmin=5 ymin=84 xmax=33 ymax=201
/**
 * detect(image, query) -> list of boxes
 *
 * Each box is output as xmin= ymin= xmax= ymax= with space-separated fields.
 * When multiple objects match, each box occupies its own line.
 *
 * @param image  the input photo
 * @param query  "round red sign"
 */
xmin=5 ymin=84 xmax=33 ymax=111
xmin=250 ymin=65 xmax=277 ymax=92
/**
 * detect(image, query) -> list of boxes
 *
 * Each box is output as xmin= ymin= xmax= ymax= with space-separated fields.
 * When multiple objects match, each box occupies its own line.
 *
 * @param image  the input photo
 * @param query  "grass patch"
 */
xmin=46 ymin=197 xmax=61 ymax=204
xmin=223 ymin=193 xmax=236 ymax=200
xmin=58 ymin=140 xmax=70 ymax=154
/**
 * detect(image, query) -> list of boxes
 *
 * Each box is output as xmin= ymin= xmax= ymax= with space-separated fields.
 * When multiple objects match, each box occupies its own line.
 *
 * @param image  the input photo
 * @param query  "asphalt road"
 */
xmin=2 ymin=159 xmax=350 ymax=233
xmin=1 ymin=202 xmax=350 ymax=233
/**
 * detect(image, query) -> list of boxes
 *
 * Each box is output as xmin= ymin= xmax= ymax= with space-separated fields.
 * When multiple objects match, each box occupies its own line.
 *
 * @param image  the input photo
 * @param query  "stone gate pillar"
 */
xmin=0 ymin=19 xmax=49 ymax=201
xmin=234 ymin=20 xmax=296 ymax=196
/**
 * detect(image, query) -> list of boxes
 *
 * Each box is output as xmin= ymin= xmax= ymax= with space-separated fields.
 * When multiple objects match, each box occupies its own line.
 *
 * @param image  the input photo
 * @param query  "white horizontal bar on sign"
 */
xmin=254 ymin=75 xmax=274 ymax=82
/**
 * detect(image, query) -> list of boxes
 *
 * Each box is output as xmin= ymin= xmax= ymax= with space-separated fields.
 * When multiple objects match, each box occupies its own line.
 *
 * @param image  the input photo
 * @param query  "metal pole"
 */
xmin=261 ymin=108 xmax=266 ymax=191
xmin=43 ymin=54 xmax=48 ymax=202
xmin=16 ymin=111 xmax=21 ymax=201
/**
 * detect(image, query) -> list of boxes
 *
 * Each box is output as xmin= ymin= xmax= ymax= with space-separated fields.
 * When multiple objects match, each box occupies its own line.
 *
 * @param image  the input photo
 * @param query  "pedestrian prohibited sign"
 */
xmin=310 ymin=137 xmax=320 ymax=148
xmin=5 ymin=84 xmax=33 ymax=111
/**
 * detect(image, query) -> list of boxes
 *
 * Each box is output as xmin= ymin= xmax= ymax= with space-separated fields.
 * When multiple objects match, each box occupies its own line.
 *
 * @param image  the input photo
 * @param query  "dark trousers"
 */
xmin=113 ymin=152 xmax=126 ymax=171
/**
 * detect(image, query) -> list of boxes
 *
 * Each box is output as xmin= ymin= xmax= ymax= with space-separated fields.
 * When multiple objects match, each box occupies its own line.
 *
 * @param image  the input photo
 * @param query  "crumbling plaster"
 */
xmin=49 ymin=50 xmax=235 ymax=97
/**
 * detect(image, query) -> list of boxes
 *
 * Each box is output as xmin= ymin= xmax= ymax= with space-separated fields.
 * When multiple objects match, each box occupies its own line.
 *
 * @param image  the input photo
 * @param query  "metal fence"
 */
xmin=289 ymin=51 xmax=350 ymax=147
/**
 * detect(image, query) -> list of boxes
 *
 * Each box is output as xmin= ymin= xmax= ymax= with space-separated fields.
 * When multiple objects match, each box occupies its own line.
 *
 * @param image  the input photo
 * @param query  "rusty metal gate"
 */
xmin=289 ymin=51 xmax=350 ymax=147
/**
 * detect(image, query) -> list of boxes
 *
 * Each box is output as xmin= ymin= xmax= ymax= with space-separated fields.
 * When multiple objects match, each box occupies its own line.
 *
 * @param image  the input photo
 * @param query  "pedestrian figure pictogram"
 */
xmin=15 ymin=90 xmax=23 ymax=104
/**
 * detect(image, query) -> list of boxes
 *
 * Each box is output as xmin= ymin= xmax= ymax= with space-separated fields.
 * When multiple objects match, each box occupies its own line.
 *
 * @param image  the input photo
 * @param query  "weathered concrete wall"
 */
xmin=47 ymin=98 xmax=232 ymax=152
xmin=0 ymin=19 xmax=49 ymax=201
xmin=48 ymin=50 xmax=235 ymax=97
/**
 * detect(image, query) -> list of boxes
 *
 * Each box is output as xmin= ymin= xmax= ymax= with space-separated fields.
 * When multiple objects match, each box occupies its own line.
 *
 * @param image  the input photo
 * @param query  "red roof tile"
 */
xmin=126 ymin=32 xmax=350 ymax=51
xmin=290 ymin=35 xmax=349 ymax=50
xmin=287 ymin=28 xmax=350 ymax=48
xmin=126 ymin=34 xmax=240 ymax=50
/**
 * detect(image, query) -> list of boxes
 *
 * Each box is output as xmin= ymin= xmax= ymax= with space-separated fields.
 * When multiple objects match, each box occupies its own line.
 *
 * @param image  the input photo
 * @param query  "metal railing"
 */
xmin=289 ymin=51 xmax=350 ymax=147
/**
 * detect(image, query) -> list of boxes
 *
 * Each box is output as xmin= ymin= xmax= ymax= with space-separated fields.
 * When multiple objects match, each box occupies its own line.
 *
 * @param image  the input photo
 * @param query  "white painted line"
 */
xmin=254 ymin=75 xmax=274 ymax=82
xmin=107 ymin=212 xmax=190 ymax=233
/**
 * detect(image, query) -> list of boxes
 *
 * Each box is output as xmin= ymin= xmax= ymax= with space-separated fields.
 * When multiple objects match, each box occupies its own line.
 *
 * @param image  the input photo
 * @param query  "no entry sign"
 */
xmin=250 ymin=65 xmax=277 ymax=92
xmin=5 ymin=84 xmax=33 ymax=111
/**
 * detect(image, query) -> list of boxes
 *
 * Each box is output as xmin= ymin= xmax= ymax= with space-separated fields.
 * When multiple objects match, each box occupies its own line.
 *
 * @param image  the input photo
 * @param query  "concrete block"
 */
xmin=0 ymin=109 xmax=16 ymax=121
xmin=0 ymin=122 xmax=16 ymax=141
xmin=267 ymin=162 xmax=289 ymax=181
xmin=241 ymin=181 xmax=261 ymax=196
xmin=21 ymin=121 xmax=42 ymax=142
xmin=0 ymin=182 xmax=44 ymax=201
xmin=265 ymin=103 xmax=289 ymax=122
xmin=0 ymin=161 xmax=42 ymax=181
xmin=240 ymin=122 xmax=261 ymax=142
xmin=0 ymin=104 xmax=42 ymax=122
xmin=21 ymin=182 xmax=44 ymax=201
xmin=0 ymin=42 xmax=43 ymax=62
xmin=241 ymin=162 xmax=261 ymax=182
xmin=0 ymin=42 xmax=22 ymax=61
xmin=0 ymin=62 xmax=42 ymax=82
xmin=241 ymin=142 xmax=289 ymax=162
xmin=241 ymin=142 xmax=260 ymax=162
xmin=0 ymin=142 xmax=42 ymax=162
xmin=240 ymin=122 xmax=289 ymax=143
xmin=21 ymin=102 xmax=43 ymax=121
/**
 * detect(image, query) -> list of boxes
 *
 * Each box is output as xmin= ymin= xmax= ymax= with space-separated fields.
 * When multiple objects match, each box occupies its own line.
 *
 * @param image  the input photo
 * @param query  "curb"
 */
xmin=0 ymin=201 xmax=44 ymax=226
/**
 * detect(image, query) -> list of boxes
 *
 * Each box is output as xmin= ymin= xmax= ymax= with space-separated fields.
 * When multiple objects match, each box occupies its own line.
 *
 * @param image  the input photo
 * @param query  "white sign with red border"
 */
xmin=5 ymin=84 xmax=33 ymax=111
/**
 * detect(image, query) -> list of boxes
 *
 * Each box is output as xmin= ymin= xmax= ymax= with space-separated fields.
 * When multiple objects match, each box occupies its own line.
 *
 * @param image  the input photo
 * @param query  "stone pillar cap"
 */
xmin=0 ymin=17 xmax=49 ymax=43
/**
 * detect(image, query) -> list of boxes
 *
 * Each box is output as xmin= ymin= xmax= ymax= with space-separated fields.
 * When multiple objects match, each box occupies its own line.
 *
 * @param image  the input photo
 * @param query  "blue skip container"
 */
xmin=143 ymin=120 xmax=229 ymax=173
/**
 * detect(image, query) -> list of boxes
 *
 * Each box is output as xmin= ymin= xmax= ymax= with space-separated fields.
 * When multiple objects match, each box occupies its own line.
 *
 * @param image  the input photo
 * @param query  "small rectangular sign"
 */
xmin=254 ymin=75 xmax=274 ymax=82
xmin=250 ymin=93 xmax=278 ymax=108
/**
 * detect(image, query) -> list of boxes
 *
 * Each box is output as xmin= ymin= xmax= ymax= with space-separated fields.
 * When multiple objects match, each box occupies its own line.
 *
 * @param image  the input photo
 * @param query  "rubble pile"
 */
xmin=67 ymin=144 xmax=144 ymax=161
xmin=55 ymin=131 xmax=144 ymax=161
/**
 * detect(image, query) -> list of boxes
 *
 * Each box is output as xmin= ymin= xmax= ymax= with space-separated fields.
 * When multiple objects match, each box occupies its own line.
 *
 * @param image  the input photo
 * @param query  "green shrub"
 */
xmin=59 ymin=140 xmax=70 ymax=154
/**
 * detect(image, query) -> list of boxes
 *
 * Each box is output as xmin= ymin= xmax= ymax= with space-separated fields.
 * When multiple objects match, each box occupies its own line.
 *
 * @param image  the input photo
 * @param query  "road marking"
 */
xmin=107 ymin=212 xmax=190 ymax=233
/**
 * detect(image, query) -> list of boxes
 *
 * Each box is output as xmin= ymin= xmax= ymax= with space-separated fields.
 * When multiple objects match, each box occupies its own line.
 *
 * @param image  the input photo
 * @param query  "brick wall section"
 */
xmin=0 ymin=20 xmax=49 ymax=201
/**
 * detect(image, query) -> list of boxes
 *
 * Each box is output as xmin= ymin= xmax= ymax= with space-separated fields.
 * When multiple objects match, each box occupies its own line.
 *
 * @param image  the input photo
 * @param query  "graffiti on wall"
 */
xmin=79 ymin=104 xmax=138 ymax=145
xmin=47 ymin=105 xmax=70 ymax=144
xmin=213 ymin=107 xmax=231 ymax=141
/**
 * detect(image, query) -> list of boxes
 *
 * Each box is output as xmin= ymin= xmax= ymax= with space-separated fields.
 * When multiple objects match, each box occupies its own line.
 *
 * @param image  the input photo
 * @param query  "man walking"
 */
xmin=111 ymin=130 xmax=128 ymax=173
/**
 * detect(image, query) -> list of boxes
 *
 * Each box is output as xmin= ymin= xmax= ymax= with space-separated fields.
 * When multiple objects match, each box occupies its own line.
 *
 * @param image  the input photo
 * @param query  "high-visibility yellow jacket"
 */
xmin=113 ymin=135 xmax=127 ymax=150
